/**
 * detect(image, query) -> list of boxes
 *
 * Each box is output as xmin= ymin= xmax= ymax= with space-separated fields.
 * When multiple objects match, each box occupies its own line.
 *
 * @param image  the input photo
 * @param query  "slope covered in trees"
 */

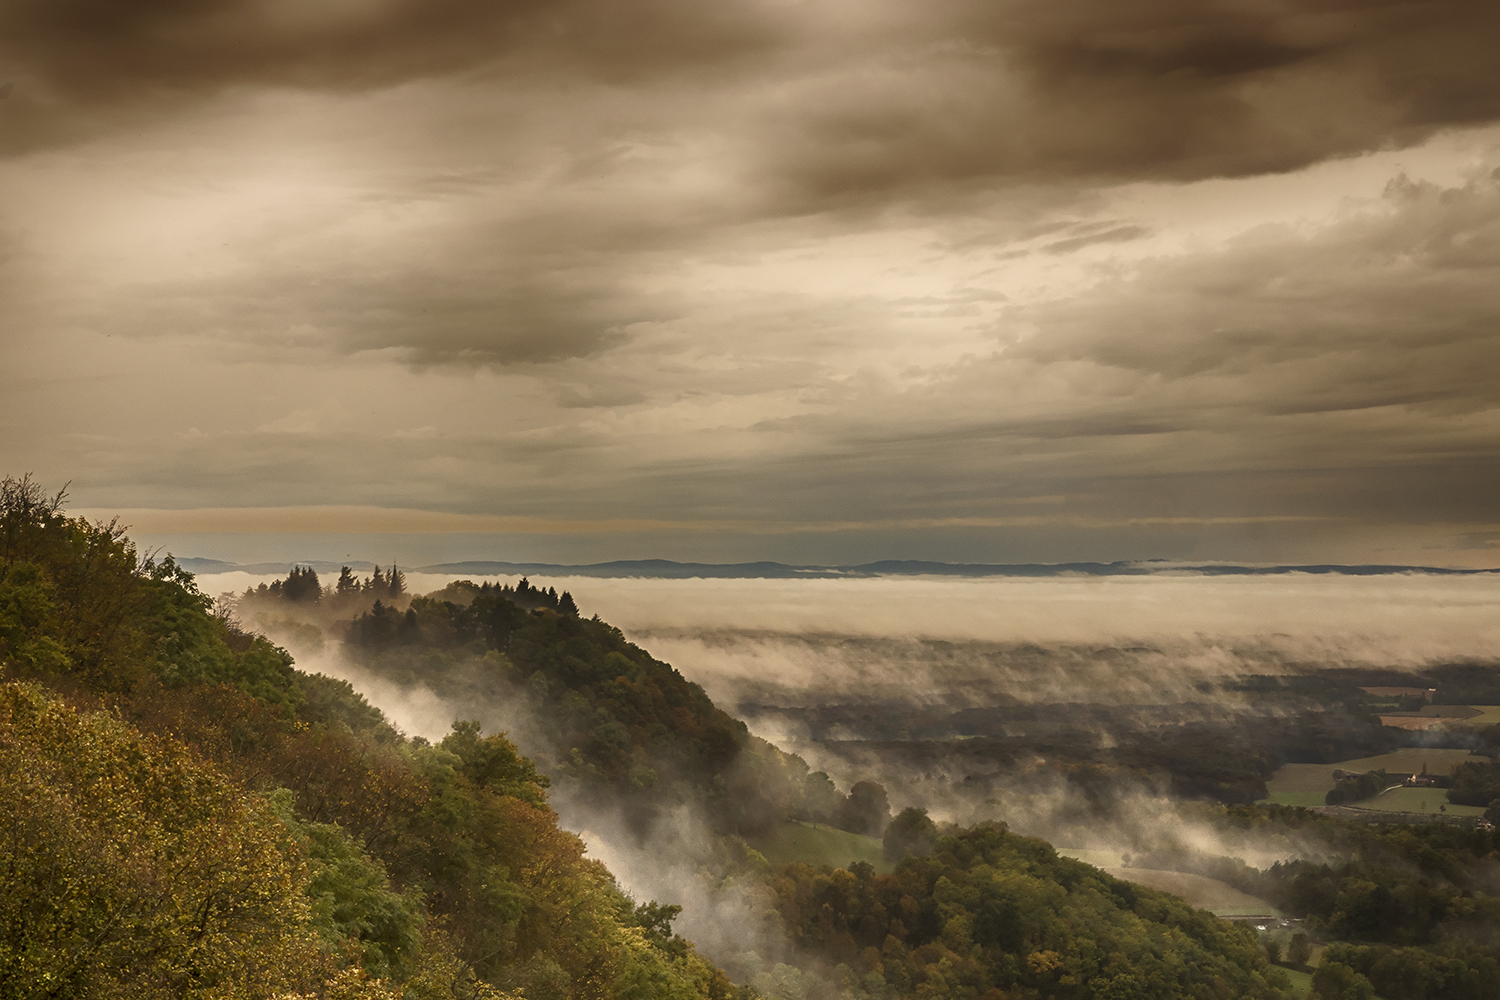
xmin=338 ymin=580 xmax=873 ymax=839
xmin=0 ymin=476 xmax=729 ymax=999
xmin=1 ymin=474 xmax=1297 ymax=998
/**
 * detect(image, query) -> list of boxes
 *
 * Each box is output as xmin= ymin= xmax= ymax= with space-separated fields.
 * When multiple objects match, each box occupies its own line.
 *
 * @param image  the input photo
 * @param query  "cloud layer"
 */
xmin=3 ymin=2 xmax=1499 ymax=563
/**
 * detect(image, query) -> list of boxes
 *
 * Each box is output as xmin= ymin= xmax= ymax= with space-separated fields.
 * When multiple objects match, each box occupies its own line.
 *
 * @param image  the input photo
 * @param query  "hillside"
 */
xmin=0 ymin=476 xmax=729 ymax=999
xmin=1 ymin=474 xmax=1296 ymax=999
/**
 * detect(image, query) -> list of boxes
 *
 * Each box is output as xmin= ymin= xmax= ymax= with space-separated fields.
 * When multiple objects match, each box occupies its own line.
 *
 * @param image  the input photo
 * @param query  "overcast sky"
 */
xmin=3 ymin=0 xmax=1499 ymax=566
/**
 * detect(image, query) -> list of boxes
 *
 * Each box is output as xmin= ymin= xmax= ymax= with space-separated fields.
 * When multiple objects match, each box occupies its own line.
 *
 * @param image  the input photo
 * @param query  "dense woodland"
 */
xmin=18 ymin=471 xmax=1500 ymax=998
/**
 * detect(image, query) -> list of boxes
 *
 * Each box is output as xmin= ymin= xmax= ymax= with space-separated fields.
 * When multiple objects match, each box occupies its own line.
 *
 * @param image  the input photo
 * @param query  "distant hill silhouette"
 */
xmin=177 ymin=556 xmax=1499 ymax=579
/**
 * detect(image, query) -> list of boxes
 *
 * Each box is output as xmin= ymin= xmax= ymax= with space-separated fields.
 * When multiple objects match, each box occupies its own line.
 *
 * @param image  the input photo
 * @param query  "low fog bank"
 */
xmin=580 ymin=575 xmax=1500 ymax=713
xmin=788 ymin=739 xmax=1331 ymax=873
xmin=205 ymin=571 xmax=1500 ymax=715
xmin=636 ymin=630 xmax=1319 ymax=715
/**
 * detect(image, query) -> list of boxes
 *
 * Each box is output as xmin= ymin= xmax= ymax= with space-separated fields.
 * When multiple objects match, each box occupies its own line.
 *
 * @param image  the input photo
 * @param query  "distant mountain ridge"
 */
xmin=176 ymin=556 xmax=1500 ymax=578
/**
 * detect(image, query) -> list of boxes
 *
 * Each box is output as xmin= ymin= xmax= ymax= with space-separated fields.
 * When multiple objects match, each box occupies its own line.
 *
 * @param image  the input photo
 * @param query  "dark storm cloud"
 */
xmin=6 ymin=0 xmax=1500 ymax=191
xmin=0 ymin=0 xmax=782 ymax=153
xmin=0 ymin=0 xmax=780 ymax=94
xmin=749 ymin=0 xmax=1500 ymax=204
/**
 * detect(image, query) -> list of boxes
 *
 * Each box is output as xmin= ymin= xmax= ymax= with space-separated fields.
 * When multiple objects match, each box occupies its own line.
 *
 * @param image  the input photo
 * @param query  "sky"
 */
xmin=4 ymin=0 xmax=1500 ymax=567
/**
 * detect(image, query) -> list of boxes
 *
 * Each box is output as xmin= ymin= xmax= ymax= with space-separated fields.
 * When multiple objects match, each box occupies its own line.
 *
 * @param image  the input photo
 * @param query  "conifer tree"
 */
xmin=283 ymin=566 xmax=321 ymax=603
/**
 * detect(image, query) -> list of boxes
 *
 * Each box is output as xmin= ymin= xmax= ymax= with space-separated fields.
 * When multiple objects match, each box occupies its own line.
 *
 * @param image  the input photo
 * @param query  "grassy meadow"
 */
xmin=1263 ymin=748 xmax=1485 ymax=808
xmin=745 ymin=819 xmax=892 ymax=873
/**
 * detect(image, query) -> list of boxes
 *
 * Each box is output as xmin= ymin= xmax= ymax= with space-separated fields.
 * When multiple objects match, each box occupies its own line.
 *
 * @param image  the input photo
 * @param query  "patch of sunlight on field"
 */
xmin=1280 ymin=968 xmax=1313 ymax=998
xmin=1449 ymin=706 xmax=1500 ymax=727
xmin=1335 ymin=747 xmax=1481 ymax=775
xmin=1366 ymin=787 xmax=1487 ymax=816
xmin=1265 ymin=790 xmax=1331 ymax=808
xmin=1102 ymin=868 xmax=1278 ymax=916
xmin=744 ymin=819 xmax=892 ymax=873
xmin=1264 ymin=763 xmax=1342 ymax=800
xmin=1056 ymin=848 xmax=1126 ymax=868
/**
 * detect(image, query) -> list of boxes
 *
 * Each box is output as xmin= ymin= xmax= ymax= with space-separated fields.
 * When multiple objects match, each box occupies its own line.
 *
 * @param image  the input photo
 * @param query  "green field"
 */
xmin=1363 ymin=787 xmax=1487 ymax=817
xmin=1335 ymin=748 xmax=1480 ymax=775
xmin=1104 ymin=868 xmax=1278 ymax=917
xmin=1420 ymin=705 xmax=1482 ymax=719
xmin=1445 ymin=706 xmax=1500 ymax=727
xmin=1263 ymin=763 xmax=1344 ymax=806
xmin=1263 ymin=748 xmax=1484 ymax=807
xmin=1280 ymin=968 xmax=1313 ymax=998
xmin=745 ymin=820 xmax=892 ymax=873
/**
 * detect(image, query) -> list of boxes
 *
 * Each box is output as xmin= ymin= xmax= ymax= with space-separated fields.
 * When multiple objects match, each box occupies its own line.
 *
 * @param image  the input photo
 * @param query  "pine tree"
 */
xmin=282 ymin=566 xmax=321 ymax=603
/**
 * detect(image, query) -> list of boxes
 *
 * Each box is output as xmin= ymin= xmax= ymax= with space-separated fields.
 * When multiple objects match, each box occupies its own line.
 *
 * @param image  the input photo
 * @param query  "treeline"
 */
xmin=246 ymin=570 xmax=582 ymax=618
xmin=242 ymin=564 xmax=409 ymax=610
xmin=1447 ymin=759 xmax=1500 ymax=813
xmin=0 ymin=475 xmax=728 ymax=999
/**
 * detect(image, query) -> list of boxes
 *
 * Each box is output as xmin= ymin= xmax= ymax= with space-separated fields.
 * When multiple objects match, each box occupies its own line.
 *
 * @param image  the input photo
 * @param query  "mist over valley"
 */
xmin=200 ymin=561 xmax=1500 ymax=995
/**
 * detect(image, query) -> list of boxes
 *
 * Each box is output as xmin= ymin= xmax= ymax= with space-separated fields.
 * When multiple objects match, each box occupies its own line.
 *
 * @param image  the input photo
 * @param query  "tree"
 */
xmin=1311 ymin=962 xmax=1375 ymax=1000
xmin=839 ymin=781 xmax=892 ymax=836
xmin=283 ymin=566 xmax=322 ymax=603
xmin=1288 ymin=932 xmax=1312 ymax=969
xmin=800 ymin=771 xmax=842 ymax=828
xmin=883 ymin=806 xmax=938 ymax=861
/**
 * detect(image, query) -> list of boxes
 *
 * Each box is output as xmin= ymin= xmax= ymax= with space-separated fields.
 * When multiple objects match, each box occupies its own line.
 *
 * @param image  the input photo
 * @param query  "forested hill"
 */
xmin=338 ymin=578 xmax=879 ymax=840
xmin=2 ymin=474 xmax=1290 ymax=999
xmin=0 ymin=476 xmax=730 ymax=999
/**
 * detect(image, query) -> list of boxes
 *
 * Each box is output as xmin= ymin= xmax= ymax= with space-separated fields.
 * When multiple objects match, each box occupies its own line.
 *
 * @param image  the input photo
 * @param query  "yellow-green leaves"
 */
xmin=0 ymin=682 xmax=320 ymax=997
